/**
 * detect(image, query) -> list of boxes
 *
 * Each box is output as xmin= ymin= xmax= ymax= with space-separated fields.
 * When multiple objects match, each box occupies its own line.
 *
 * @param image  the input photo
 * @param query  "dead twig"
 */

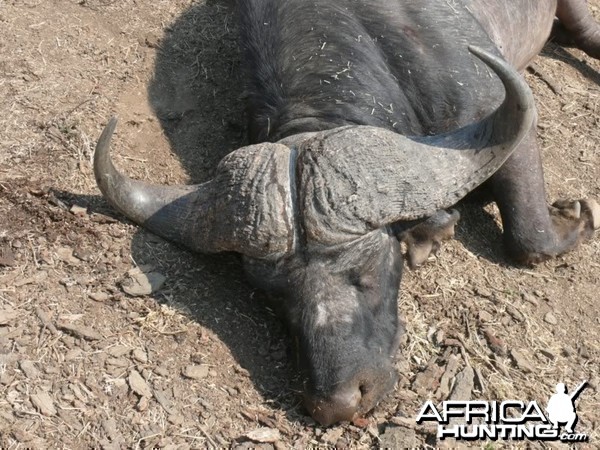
xmin=527 ymin=62 xmax=562 ymax=96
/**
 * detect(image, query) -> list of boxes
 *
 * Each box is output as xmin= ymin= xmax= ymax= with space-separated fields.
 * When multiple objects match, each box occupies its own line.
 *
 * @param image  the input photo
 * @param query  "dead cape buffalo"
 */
xmin=94 ymin=0 xmax=600 ymax=426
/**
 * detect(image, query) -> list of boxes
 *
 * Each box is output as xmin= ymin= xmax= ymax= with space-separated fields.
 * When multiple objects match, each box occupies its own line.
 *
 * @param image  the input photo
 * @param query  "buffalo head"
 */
xmin=94 ymin=47 xmax=534 ymax=425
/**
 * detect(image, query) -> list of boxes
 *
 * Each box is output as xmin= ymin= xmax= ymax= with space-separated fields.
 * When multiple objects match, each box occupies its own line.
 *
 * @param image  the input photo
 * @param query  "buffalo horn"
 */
xmin=94 ymin=118 xmax=295 ymax=258
xmin=296 ymin=46 xmax=537 ymax=244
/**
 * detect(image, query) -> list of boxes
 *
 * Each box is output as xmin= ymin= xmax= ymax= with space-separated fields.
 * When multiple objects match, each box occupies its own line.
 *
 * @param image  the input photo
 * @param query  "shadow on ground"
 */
xmin=542 ymin=42 xmax=600 ymax=85
xmin=128 ymin=1 xmax=302 ymax=420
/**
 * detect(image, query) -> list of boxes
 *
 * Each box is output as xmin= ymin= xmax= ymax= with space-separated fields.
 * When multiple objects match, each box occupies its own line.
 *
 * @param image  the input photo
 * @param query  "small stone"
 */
xmin=102 ymin=419 xmax=121 ymax=446
xmin=521 ymin=292 xmax=538 ymax=306
xmin=91 ymin=213 xmax=117 ymax=224
xmin=0 ymin=245 xmax=15 ymax=266
xmin=56 ymin=247 xmax=80 ymax=265
xmin=562 ymin=346 xmax=575 ymax=357
xmin=578 ymin=345 xmax=591 ymax=359
xmin=544 ymin=312 xmax=558 ymax=325
xmin=1 ymin=371 xmax=13 ymax=386
xmin=57 ymin=322 xmax=102 ymax=341
xmin=108 ymin=345 xmax=130 ymax=357
xmin=190 ymin=353 xmax=204 ymax=364
xmin=412 ymin=356 xmax=444 ymax=394
xmin=70 ymin=205 xmax=87 ymax=216
xmin=143 ymin=33 xmax=161 ymax=48
xmin=436 ymin=354 xmax=461 ymax=399
xmin=538 ymin=349 xmax=556 ymax=360
xmin=505 ymin=304 xmax=525 ymax=322
xmin=112 ymin=378 xmax=127 ymax=389
xmin=128 ymin=370 xmax=152 ymax=398
xmin=182 ymin=364 xmax=209 ymax=380
xmin=0 ymin=307 xmax=17 ymax=325
xmin=106 ymin=357 xmax=129 ymax=369
xmin=153 ymin=389 xmax=174 ymax=414
xmin=73 ymin=247 xmax=92 ymax=262
xmin=478 ymin=310 xmax=493 ymax=323
xmin=483 ymin=328 xmax=507 ymax=356
xmin=510 ymin=349 xmax=535 ymax=374
xmin=132 ymin=348 xmax=148 ymax=363
xmin=234 ymin=444 xmax=273 ymax=450
xmin=0 ymin=409 xmax=16 ymax=430
xmin=379 ymin=425 xmax=418 ymax=448
xmin=14 ymin=270 xmax=48 ymax=287
xmin=389 ymin=416 xmax=417 ymax=429
xmin=45 ymin=365 xmax=60 ymax=375
xmin=321 ymin=427 xmax=344 ymax=444
xmin=6 ymin=390 xmax=19 ymax=404
xmin=167 ymin=413 xmax=184 ymax=425
xmin=137 ymin=395 xmax=149 ymax=411
xmin=245 ymin=427 xmax=281 ymax=443
xmin=121 ymin=268 xmax=166 ymax=297
xmin=449 ymin=366 xmax=474 ymax=401
xmin=19 ymin=360 xmax=40 ymax=379
xmin=475 ymin=287 xmax=492 ymax=298
xmin=154 ymin=365 xmax=169 ymax=377
xmin=434 ymin=329 xmax=445 ymax=345
xmin=89 ymin=292 xmax=109 ymax=302
xmin=65 ymin=349 xmax=83 ymax=361
xmin=12 ymin=428 xmax=35 ymax=443
xmin=59 ymin=277 xmax=77 ymax=288
xmin=31 ymin=391 xmax=57 ymax=416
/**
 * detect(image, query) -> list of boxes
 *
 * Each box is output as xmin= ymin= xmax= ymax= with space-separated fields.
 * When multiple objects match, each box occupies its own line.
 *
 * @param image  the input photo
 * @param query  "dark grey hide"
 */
xmin=94 ymin=0 xmax=600 ymax=426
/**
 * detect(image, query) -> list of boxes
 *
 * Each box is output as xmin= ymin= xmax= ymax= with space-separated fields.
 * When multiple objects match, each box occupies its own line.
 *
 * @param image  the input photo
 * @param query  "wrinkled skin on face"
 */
xmin=244 ymin=229 xmax=404 ymax=425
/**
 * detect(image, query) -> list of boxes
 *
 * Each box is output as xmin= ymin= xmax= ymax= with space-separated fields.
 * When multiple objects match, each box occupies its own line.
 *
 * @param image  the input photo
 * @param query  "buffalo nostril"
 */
xmin=359 ymin=383 xmax=369 ymax=396
xmin=304 ymin=386 xmax=362 ymax=426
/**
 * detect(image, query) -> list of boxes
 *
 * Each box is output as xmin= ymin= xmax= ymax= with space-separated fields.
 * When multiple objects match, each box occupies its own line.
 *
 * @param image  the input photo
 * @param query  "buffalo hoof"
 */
xmin=551 ymin=197 xmax=600 ymax=237
xmin=399 ymin=209 xmax=460 ymax=269
xmin=515 ymin=198 xmax=599 ymax=265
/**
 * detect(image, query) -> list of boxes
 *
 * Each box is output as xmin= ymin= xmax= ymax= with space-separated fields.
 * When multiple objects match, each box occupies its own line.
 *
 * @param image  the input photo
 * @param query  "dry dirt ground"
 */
xmin=0 ymin=0 xmax=599 ymax=448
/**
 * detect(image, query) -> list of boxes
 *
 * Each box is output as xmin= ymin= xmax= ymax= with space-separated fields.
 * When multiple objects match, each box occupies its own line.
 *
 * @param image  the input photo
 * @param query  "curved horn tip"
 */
xmin=468 ymin=45 xmax=494 ymax=59
xmin=467 ymin=46 xmax=512 ymax=76
xmin=467 ymin=45 xmax=535 ymax=111
xmin=94 ymin=116 xmax=119 ymax=163
xmin=97 ymin=116 xmax=119 ymax=149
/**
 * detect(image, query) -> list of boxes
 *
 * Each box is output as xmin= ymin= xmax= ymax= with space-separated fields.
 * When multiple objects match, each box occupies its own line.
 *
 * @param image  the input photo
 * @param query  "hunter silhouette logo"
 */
xmin=416 ymin=380 xmax=589 ymax=442
xmin=546 ymin=381 xmax=587 ymax=434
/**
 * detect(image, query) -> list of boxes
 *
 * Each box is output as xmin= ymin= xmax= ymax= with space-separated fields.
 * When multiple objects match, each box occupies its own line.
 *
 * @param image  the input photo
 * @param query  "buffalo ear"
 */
xmin=396 ymin=210 xmax=460 ymax=269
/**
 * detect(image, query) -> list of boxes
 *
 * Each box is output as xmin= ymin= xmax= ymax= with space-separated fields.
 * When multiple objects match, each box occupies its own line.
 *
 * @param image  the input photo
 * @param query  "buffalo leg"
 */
xmin=488 ymin=126 xmax=599 ymax=265
xmin=553 ymin=0 xmax=600 ymax=58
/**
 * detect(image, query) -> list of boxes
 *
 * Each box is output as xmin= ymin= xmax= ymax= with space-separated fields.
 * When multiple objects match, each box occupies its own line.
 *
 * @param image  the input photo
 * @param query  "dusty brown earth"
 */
xmin=0 ymin=0 xmax=599 ymax=448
